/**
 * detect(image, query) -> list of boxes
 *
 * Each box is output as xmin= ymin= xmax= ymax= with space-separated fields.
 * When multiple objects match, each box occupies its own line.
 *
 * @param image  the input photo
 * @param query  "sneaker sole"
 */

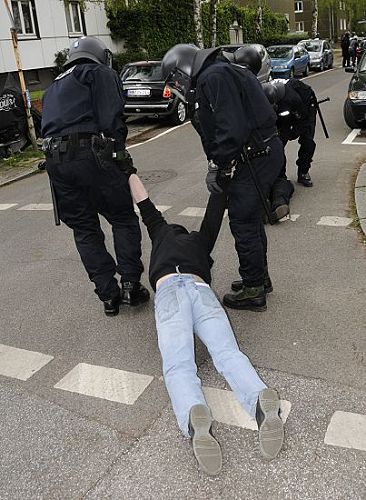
xmin=190 ymin=405 xmax=222 ymax=476
xmin=258 ymin=388 xmax=284 ymax=460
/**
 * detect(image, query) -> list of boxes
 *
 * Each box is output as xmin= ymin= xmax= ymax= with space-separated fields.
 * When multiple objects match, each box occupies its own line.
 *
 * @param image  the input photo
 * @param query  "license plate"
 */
xmin=127 ymin=88 xmax=151 ymax=97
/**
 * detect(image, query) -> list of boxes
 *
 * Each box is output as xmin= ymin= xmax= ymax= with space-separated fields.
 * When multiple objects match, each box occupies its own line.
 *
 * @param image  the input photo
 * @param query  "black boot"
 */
xmin=231 ymin=273 xmax=273 ymax=294
xmin=223 ymin=285 xmax=266 ymax=311
xmin=103 ymin=294 xmax=121 ymax=317
xmin=297 ymin=171 xmax=313 ymax=187
xmin=121 ymin=281 xmax=150 ymax=306
xmin=271 ymin=196 xmax=290 ymax=222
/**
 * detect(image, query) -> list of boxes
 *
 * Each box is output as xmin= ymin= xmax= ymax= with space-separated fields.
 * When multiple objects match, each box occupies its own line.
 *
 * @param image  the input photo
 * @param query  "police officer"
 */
xmin=162 ymin=44 xmax=283 ymax=311
xmin=233 ymin=47 xmax=317 ymax=221
xmin=41 ymin=36 xmax=150 ymax=316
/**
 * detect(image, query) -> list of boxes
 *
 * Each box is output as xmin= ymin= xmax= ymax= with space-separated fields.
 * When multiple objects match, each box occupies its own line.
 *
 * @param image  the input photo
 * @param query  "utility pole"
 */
xmin=3 ymin=0 xmax=38 ymax=151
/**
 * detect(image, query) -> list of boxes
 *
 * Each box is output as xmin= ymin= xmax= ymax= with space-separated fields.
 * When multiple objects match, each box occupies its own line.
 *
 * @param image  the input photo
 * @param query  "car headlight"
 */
xmin=349 ymin=91 xmax=366 ymax=100
xmin=274 ymin=65 xmax=288 ymax=70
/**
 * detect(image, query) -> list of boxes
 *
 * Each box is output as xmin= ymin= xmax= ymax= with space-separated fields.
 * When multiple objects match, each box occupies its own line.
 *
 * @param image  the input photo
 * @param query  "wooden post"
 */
xmin=3 ymin=0 xmax=38 ymax=151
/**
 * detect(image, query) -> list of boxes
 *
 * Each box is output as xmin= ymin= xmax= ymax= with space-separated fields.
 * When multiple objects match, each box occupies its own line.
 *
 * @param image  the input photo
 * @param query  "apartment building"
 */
xmin=294 ymin=0 xmax=349 ymax=40
xmin=0 ymin=0 xmax=123 ymax=89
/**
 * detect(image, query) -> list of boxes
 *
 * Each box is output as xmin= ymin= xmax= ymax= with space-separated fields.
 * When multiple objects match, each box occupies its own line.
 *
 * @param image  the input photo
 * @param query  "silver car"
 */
xmin=220 ymin=43 xmax=272 ymax=82
xmin=298 ymin=39 xmax=333 ymax=71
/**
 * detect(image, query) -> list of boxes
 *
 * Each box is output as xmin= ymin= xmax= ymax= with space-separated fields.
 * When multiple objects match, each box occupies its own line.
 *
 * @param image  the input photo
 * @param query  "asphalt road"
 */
xmin=0 ymin=67 xmax=365 ymax=499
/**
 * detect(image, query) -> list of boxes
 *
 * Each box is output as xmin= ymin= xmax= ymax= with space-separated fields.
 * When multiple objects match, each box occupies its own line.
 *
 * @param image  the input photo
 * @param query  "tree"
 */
xmin=193 ymin=0 xmax=204 ymax=48
xmin=209 ymin=0 xmax=218 ymax=47
xmin=311 ymin=0 xmax=319 ymax=38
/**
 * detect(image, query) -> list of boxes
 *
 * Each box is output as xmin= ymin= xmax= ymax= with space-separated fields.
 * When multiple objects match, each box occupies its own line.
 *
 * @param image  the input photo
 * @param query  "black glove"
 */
xmin=206 ymin=160 xmax=232 ymax=194
xmin=115 ymin=149 xmax=137 ymax=178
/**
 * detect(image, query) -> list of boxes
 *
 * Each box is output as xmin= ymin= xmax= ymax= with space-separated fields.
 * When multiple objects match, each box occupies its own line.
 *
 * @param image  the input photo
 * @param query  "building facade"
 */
xmin=294 ymin=0 xmax=350 ymax=41
xmin=0 ymin=0 xmax=123 ymax=89
xmin=235 ymin=0 xmax=296 ymax=32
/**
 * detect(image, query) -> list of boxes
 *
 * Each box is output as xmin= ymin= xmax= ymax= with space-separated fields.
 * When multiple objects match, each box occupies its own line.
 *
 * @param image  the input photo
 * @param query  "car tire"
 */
xmin=343 ymin=99 xmax=358 ymax=129
xmin=328 ymin=58 xmax=333 ymax=69
xmin=170 ymin=100 xmax=187 ymax=125
xmin=290 ymin=67 xmax=295 ymax=78
xmin=319 ymin=60 xmax=325 ymax=72
xmin=302 ymin=64 xmax=309 ymax=77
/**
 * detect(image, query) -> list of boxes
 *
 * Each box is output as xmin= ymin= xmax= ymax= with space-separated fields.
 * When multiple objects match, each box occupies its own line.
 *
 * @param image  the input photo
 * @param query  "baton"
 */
xmin=240 ymin=148 xmax=277 ymax=225
xmin=315 ymin=96 xmax=330 ymax=139
xmin=49 ymin=178 xmax=61 ymax=226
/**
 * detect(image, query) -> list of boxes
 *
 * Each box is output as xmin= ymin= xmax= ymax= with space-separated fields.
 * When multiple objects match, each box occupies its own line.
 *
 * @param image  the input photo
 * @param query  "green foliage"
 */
xmin=112 ymin=49 xmax=148 ymax=74
xmin=264 ymin=33 xmax=309 ymax=47
xmin=54 ymin=49 xmax=69 ymax=75
xmin=106 ymin=0 xmax=288 ymax=61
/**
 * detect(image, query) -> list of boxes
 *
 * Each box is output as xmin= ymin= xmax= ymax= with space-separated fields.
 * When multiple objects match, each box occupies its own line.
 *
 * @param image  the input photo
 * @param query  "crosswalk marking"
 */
xmin=17 ymin=204 xmax=53 ymax=211
xmin=54 ymin=363 xmax=154 ymax=405
xmin=0 ymin=343 xmax=54 ymax=381
xmin=155 ymin=205 xmax=171 ymax=213
xmin=203 ymin=386 xmax=291 ymax=430
xmin=324 ymin=411 xmax=366 ymax=451
xmin=0 ymin=203 xmax=18 ymax=210
xmin=317 ymin=216 xmax=352 ymax=227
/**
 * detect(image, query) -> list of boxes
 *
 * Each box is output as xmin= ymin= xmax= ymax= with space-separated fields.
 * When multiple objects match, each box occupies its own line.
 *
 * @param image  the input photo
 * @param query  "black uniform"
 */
xmin=42 ymin=63 xmax=143 ymax=302
xmin=270 ymin=79 xmax=317 ymax=208
xmin=195 ymin=61 xmax=283 ymax=288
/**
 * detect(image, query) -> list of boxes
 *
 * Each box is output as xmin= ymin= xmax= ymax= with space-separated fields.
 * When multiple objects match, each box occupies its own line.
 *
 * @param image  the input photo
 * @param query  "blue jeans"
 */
xmin=154 ymin=274 xmax=267 ymax=436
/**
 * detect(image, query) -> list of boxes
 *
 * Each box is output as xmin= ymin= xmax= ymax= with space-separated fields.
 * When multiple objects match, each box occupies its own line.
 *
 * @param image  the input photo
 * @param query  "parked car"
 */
xmin=343 ymin=54 xmax=366 ymax=128
xmin=220 ymin=44 xmax=272 ymax=82
xmin=267 ymin=45 xmax=310 ymax=78
xmin=298 ymin=39 xmax=333 ymax=71
xmin=120 ymin=61 xmax=188 ymax=125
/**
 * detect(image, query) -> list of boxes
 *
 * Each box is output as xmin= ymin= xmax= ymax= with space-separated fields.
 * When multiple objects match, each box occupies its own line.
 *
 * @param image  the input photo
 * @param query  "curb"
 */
xmin=355 ymin=163 xmax=366 ymax=237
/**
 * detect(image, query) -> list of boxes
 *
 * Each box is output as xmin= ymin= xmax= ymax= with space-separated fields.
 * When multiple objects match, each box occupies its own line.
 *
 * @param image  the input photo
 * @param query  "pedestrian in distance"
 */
xmin=341 ymin=32 xmax=350 ymax=67
xmin=162 ymin=44 xmax=284 ymax=312
xmin=127 ymin=171 xmax=285 ymax=476
xmin=41 ymin=36 xmax=150 ymax=316
xmin=349 ymin=35 xmax=359 ymax=67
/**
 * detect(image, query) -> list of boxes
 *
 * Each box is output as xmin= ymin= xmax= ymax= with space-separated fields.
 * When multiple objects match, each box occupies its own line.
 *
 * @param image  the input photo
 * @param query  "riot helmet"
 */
xmin=162 ymin=44 xmax=221 ymax=103
xmin=262 ymin=81 xmax=286 ymax=105
xmin=64 ymin=36 xmax=113 ymax=68
xmin=233 ymin=46 xmax=262 ymax=75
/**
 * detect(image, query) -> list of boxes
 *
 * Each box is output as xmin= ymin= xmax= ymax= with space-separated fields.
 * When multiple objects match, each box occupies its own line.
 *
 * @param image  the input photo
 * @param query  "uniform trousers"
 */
xmin=46 ymin=148 xmax=143 ymax=301
xmin=155 ymin=274 xmax=266 ymax=436
xmin=227 ymin=136 xmax=284 ymax=287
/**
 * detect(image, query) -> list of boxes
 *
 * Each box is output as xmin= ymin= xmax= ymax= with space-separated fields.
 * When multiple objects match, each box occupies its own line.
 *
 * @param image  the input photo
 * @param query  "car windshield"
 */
xmin=122 ymin=64 xmax=163 ymax=82
xmin=267 ymin=47 xmax=292 ymax=59
xmin=301 ymin=41 xmax=321 ymax=52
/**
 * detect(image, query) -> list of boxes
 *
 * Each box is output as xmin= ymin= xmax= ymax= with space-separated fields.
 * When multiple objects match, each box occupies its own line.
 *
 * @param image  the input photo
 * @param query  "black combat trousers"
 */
xmin=46 ymin=148 xmax=143 ymax=301
xmin=227 ymin=136 xmax=284 ymax=287
xmin=271 ymin=112 xmax=316 ymax=205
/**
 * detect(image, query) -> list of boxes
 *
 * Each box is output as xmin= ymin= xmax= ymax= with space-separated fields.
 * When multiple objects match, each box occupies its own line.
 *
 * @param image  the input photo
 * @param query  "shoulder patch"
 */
xmin=55 ymin=65 xmax=76 ymax=81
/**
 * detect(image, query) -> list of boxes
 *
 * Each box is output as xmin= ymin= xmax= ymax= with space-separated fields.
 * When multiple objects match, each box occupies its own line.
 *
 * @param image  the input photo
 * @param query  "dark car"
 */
xmin=120 ymin=61 xmax=188 ymax=125
xmin=343 ymin=54 xmax=366 ymax=128
xmin=267 ymin=45 xmax=310 ymax=78
xmin=298 ymin=39 xmax=333 ymax=71
xmin=220 ymin=44 xmax=272 ymax=83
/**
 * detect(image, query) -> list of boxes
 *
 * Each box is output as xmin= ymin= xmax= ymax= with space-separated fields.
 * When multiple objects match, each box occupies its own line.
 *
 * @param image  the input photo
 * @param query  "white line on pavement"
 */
xmin=317 ymin=216 xmax=352 ymax=227
xmin=127 ymin=121 xmax=191 ymax=150
xmin=324 ymin=411 xmax=366 ymax=451
xmin=0 ymin=343 xmax=54 ymax=381
xmin=203 ymin=386 xmax=291 ymax=430
xmin=342 ymin=129 xmax=362 ymax=145
xmin=179 ymin=207 xmax=207 ymax=217
xmin=54 ymin=363 xmax=154 ymax=405
xmin=17 ymin=204 xmax=53 ymax=211
xmin=0 ymin=203 xmax=18 ymax=210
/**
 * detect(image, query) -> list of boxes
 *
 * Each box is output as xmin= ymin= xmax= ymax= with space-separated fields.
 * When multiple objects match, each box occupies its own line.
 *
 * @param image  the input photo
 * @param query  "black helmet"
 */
xmin=64 ymin=36 xmax=112 ymax=68
xmin=233 ymin=46 xmax=262 ymax=75
xmin=262 ymin=82 xmax=285 ymax=105
xmin=162 ymin=44 xmax=221 ymax=102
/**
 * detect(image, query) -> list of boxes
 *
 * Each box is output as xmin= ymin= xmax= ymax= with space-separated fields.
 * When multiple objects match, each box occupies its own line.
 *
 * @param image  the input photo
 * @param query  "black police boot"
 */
xmin=223 ymin=285 xmax=266 ymax=311
xmin=271 ymin=196 xmax=290 ymax=222
xmin=188 ymin=404 xmax=222 ymax=476
xmin=297 ymin=171 xmax=313 ymax=187
xmin=256 ymin=388 xmax=284 ymax=460
xmin=103 ymin=294 xmax=121 ymax=317
xmin=121 ymin=281 xmax=150 ymax=306
xmin=231 ymin=273 xmax=273 ymax=294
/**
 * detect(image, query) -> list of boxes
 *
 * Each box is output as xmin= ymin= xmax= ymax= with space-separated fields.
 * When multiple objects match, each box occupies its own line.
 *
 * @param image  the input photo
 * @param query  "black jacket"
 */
xmin=137 ymin=193 xmax=226 ymax=291
xmin=42 ymin=63 xmax=127 ymax=149
xmin=195 ymin=61 xmax=277 ymax=168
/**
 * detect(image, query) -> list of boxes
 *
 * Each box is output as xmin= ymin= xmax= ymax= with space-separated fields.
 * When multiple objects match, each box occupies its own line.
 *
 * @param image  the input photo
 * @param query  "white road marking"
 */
xmin=179 ymin=207 xmax=206 ymax=217
xmin=278 ymin=214 xmax=300 ymax=222
xmin=0 ymin=203 xmax=18 ymax=210
xmin=324 ymin=411 xmax=366 ymax=451
xmin=156 ymin=205 xmax=171 ymax=213
xmin=127 ymin=121 xmax=190 ymax=150
xmin=0 ymin=344 xmax=53 ymax=381
xmin=342 ymin=129 xmax=362 ymax=145
xmin=54 ymin=363 xmax=153 ymax=405
xmin=203 ymin=386 xmax=291 ymax=430
xmin=317 ymin=216 xmax=352 ymax=227
xmin=17 ymin=204 xmax=53 ymax=211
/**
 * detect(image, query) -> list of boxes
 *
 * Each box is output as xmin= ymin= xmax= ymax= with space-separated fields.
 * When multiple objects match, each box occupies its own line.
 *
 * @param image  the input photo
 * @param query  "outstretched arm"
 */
xmin=128 ymin=173 xmax=149 ymax=203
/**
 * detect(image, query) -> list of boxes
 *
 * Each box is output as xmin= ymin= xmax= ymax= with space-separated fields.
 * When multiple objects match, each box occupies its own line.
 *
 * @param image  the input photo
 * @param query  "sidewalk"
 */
xmin=0 ymin=118 xmax=160 ymax=188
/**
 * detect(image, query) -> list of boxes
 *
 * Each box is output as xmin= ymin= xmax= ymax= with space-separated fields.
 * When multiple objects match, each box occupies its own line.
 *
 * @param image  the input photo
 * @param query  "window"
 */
xmin=295 ymin=21 xmax=305 ymax=32
xmin=65 ymin=1 xmax=84 ymax=35
xmin=295 ymin=1 xmax=303 ymax=13
xmin=11 ymin=0 xmax=38 ymax=37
